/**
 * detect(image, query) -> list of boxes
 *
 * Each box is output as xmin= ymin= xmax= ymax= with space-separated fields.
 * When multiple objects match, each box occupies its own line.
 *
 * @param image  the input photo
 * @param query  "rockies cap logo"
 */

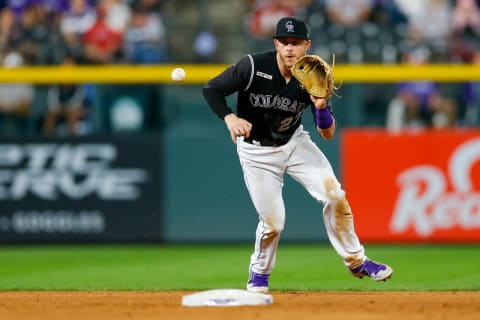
xmin=285 ymin=21 xmax=294 ymax=33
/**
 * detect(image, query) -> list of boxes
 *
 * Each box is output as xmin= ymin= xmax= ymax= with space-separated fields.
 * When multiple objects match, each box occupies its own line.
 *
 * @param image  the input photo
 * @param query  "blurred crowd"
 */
xmin=244 ymin=0 xmax=480 ymax=64
xmin=244 ymin=0 xmax=480 ymax=130
xmin=0 ymin=0 xmax=167 ymax=66
xmin=0 ymin=0 xmax=167 ymax=136
xmin=0 ymin=0 xmax=479 ymax=137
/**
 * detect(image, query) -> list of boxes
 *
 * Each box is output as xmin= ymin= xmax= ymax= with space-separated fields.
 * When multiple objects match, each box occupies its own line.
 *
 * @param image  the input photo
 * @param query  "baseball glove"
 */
xmin=291 ymin=54 xmax=336 ymax=99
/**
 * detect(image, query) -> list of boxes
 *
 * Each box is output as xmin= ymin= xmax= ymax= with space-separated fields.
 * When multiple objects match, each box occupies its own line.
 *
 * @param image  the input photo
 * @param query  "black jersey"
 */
xmin=203 ymin=50 xmax=313 ymax=145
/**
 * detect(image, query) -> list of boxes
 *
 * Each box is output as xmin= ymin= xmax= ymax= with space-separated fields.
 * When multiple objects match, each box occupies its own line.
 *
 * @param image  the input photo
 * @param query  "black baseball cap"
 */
xmin=273 ymin=17 xmax=310 ymax=40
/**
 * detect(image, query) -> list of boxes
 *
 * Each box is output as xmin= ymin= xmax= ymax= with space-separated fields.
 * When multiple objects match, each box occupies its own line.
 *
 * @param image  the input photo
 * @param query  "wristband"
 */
xmin=314 ymin=107 xmax=334 ymax=129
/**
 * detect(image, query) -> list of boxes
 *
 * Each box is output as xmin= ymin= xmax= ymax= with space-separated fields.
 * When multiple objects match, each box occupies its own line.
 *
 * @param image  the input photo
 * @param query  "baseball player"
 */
xmin=202 ymin=16 xmax=393 ymax=293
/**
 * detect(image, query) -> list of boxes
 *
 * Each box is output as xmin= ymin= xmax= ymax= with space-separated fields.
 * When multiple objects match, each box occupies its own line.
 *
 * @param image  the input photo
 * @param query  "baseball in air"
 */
xmin=171 ymin=67 xmax=186 ymax=82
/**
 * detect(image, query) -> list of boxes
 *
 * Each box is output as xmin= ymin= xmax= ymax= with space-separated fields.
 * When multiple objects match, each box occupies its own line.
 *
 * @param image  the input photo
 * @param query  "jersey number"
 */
xmin=277 ymin=113 xmax=302 ymax=132
xmin=277 ymin=116 xmax=294 ymax=132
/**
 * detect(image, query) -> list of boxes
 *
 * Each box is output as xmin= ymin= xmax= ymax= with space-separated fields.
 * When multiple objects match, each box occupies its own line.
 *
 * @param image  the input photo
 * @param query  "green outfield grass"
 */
xmin=0 ymin=244 xmax=478 ymax=291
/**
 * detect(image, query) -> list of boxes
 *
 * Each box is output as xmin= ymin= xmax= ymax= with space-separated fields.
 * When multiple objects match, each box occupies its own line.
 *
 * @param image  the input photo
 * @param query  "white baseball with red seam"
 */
xmin=171 ymin=67 xmax=186 ymax=82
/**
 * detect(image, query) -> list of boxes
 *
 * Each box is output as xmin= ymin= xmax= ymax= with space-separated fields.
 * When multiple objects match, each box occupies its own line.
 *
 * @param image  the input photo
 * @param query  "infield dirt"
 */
xmin=1 ymin=291 xmax=479 ymax=320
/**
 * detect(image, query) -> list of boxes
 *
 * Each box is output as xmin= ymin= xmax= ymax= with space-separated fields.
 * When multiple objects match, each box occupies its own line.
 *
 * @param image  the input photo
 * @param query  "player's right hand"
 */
xmin=224 ymin=113 xmax=252 ymax=144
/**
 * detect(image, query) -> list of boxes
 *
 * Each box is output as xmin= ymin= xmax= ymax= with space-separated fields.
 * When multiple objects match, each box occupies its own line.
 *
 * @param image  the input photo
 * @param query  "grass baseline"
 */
xmin=0 ymin=243 xmax=478 ymax=291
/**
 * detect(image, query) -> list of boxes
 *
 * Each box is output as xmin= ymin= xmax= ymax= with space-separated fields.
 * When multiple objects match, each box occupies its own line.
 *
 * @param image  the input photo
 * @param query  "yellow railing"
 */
xmin=0 ymin=64 xmax=479 ymax=84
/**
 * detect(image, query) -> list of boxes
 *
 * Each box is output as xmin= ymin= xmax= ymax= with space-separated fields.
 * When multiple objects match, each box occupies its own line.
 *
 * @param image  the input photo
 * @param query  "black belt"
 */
xmin=243 ymin=137 xmax=289 ymax=147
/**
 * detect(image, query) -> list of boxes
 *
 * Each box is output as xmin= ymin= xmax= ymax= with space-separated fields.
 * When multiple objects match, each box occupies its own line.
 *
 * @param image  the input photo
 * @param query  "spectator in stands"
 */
xmin=448 ymin=0 xmax=480 ymax=127
xmin=325 ymin=0 xmax=372 ymax=28
xmin=43 ymin=54 xmax=88 ymax=136
xmin=83 ymin=1 xmax=122 ymax=64
xmin=0 ymin=0 xmax=37 ymax=54
xmin=102 ymin=0 xmax=131 ymax=34
xmin=246 ymin=0 xmax=295 ymax=39
xmin=37 ymin=3 xmax=67 ymax=65
xmin=323 ymin=0 xmax=374 ymax=63
xmin=452 ymin=0 xmax=480 ymax=33
xmin=5 ymin=3 xmax=37 ymax=64
xmin=450 ymin=0 xmax=480 ymax=63
xmin=369 ymin=0 xmax=408 ymax=27
xmin=395 ymin=0 xmax=452 ymax=61
xmin=244 ymin=0 xmax=296 ymax=51
xmin=123 ymin=1 xmax=166 ymax=64
xmin=386 ymin=45 xmax=459 ymax=131
xmin=0 ymin=3 xmax=13 ymax=51
xmin=0 ymin=50 xmax=34 ymax=135
xmin=60 ymin=0 xmax=96 ymax=63
xmin=6 ymin=3 xmax=64 ymax=65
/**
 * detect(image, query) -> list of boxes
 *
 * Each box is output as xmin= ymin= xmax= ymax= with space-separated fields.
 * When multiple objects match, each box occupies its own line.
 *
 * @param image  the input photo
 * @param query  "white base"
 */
xmin=182 ymin=289 xmax=273 ymax=307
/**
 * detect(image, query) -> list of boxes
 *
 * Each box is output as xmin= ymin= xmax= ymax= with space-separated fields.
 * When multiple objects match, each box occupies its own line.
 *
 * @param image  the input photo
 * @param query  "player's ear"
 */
xmin=305 ymin=39 xmax=312 ymax=51
xmin=273 ymin=38 xmax=280 ymax=49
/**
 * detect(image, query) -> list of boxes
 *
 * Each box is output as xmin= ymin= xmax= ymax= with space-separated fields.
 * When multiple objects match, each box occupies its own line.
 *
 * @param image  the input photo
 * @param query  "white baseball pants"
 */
xmin=237 ymin=125 xmax=366 ymax=275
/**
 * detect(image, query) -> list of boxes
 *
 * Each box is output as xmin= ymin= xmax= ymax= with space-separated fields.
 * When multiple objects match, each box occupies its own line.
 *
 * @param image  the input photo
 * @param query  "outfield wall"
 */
xmin=343 ymin=129 xmax=480 ymax=243
xmin=1 ymin=127 xmax=478 ymax=244
xmin=0 ymin=134 xmax=163 ymax=243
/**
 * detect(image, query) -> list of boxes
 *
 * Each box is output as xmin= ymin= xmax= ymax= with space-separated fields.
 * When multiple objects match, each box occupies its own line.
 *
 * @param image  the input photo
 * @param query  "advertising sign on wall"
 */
xmin=0 ymin=134 xmax=162 ymax=243
xmin=342 ymin=129 xmax=480 ymax=243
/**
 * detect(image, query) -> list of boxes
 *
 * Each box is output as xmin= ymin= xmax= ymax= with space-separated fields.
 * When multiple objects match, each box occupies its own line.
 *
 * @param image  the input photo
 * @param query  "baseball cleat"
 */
xmin=349 ymin=259 xmax=393 ymax=282
xmin=246 ymin=271 xmax=270 ymax=293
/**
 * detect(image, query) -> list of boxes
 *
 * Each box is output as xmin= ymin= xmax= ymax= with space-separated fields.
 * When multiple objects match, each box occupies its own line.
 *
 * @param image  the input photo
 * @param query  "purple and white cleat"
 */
xmin=350 ymin=259 xmax=393 ymax=282
xmin=246 ymin=271 xmax=270 ymax=293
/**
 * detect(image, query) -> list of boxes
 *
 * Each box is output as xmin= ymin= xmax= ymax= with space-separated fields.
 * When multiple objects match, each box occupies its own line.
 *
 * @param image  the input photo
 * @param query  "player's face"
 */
xmin=274 ymin=37 xmax=311 ymax=69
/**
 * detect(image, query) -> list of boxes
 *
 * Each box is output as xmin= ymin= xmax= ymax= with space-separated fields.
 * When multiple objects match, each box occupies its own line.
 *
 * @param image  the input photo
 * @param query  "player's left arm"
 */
xmin=310 ymin=95 xmax=336 ymax=140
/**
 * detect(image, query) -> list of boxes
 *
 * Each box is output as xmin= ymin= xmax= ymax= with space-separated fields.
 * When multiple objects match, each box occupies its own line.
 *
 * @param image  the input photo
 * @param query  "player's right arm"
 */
xmin=202 ymin=56 xmax=253 ymax=143
xmin=223 ymin=113 xmax=252 ymax=143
